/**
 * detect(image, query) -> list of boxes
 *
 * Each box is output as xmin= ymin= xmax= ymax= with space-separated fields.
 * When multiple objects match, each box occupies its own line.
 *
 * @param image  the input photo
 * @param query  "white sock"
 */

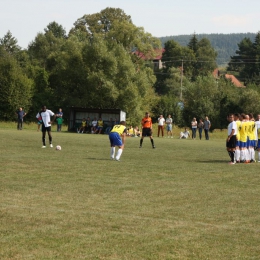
xmin=240 ymin=150 xmax=245 ymax=161
xmin=251 ymin=148 xmax=255 ymax=161
xmin=110 ymin=147 xmax=115 ymax=158
xmin=115 ymin=148 xmax=123 ymax=160
xmin=245 ymin=149 xmax=250 ymax=161
xmin=235 ymin=149 xmax=240 ymax=161
xmin=258 ymin=151 xmax=260 ymax=161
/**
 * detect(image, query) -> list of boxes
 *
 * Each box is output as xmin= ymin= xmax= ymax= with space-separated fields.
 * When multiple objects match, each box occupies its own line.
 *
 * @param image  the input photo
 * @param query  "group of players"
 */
xmin=226 ymin=113 xmax=260 ymax=164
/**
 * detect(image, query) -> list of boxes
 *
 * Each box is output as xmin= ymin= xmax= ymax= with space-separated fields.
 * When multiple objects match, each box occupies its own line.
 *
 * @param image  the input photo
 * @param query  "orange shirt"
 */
xmin=141 ymin=117 xmax=152 ymax=128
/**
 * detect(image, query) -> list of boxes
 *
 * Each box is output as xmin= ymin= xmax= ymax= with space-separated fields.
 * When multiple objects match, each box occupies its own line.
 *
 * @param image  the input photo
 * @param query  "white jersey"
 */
xmin=36 ymin=109 xmax=55 ymax=127
xmin=228 ymin=121 xmax=237 ymax=136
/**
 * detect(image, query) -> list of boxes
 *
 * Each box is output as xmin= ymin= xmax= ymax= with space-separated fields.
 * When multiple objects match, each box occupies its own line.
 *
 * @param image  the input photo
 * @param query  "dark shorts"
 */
xmin=42 ymin=125 xmax=51 ymax=132
xmin=142 ymin=128 xmax=152 ymax=137
xmin=226 ymin=135 xmax=236 ymax=149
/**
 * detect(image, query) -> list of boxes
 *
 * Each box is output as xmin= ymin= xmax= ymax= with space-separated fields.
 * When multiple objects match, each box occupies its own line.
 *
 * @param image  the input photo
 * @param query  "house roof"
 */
xmin=225 ymin=74 xmax=244 ymax=88
xmin=134 ymin=49 xmax=165 ymax=61
xmin=213 ymin=69 xmax=244 ymax=88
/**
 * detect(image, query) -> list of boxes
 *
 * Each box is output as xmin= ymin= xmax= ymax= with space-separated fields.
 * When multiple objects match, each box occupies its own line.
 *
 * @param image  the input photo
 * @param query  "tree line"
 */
xmin=1 ymin=7 xmax=260 ymax=129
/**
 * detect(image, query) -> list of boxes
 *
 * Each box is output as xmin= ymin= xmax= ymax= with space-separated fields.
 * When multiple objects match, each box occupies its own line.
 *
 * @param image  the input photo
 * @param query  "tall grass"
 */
xmin=0 ymin=126 xmax=259 ymax=259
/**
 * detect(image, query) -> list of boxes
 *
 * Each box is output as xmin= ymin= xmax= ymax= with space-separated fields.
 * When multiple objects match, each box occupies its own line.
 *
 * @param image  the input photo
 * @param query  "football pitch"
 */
xmin=1 ymin=127 xmax=260 ymax=259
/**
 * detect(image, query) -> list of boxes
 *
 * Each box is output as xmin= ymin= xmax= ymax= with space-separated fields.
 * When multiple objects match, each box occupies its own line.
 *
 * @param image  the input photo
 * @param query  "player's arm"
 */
xmin=50 ymin=114 xmax=57 ymax=124
xmin=227 ymin=129 xmax=235 ymax=141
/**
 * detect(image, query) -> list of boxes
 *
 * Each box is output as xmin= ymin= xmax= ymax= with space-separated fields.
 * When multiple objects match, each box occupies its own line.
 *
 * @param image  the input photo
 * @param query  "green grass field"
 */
xmin=1 ymin=123 xmax=260 ymax=259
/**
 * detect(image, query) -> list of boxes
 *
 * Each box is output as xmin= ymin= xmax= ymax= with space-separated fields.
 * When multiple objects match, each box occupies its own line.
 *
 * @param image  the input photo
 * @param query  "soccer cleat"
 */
xmin=110 ymin=157 xmax=114 ymax=160
xmin=42 ymin=146 xmax=46 ymax=148
xmin=153 ymin=146 xmax=156 ymax=149
xmin=228 ymin=161 xmax=236 ymax=165
xmin=139 ymin=146 xmax=142 ymax=148
xmin=115 ymin=158 xmax=120 ymax=161
xmin=236 ymin=160 xmax=240 ymax=163
xmin=50 ymin=144 xmax=53 ymax=148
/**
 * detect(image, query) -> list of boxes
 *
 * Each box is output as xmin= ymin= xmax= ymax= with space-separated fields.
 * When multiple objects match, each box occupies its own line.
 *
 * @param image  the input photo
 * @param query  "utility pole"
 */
xmin=180 ymin=59 xmax=183 ymax=100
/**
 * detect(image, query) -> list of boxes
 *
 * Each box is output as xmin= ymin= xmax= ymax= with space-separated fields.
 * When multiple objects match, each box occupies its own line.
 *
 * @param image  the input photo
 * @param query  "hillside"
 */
xmin=159 ymin=33 xmax=256 ymax=66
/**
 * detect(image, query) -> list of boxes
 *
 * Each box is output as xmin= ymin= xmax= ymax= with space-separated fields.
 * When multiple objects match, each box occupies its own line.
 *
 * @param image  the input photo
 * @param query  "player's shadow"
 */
xmin=85 ymin=157 xmax=111 ymax=161
xmin=198 ymin=160 xmax=228 ymax=163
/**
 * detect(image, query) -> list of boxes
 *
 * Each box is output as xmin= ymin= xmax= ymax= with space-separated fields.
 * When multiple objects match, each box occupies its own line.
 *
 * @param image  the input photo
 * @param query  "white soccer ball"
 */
xmin=56 ymin=145 xmax=61 ymax=151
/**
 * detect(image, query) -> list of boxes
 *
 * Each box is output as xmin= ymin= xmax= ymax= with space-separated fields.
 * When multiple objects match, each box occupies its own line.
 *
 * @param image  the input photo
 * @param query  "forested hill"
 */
xmin=159 ymin=33 xmax=256 ymax=66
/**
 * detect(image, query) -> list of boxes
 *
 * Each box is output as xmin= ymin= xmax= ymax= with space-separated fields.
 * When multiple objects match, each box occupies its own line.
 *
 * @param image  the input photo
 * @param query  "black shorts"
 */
xmin=142 ymin=128 xmax=152 ymax=137
xmin=226 ymin=135 xmax=236 ymax=149
xmin=42 ymin=125 xmax=52 ymax=132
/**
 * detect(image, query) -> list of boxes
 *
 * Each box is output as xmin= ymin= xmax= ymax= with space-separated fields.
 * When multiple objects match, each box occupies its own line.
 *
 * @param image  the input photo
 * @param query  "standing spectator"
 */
xmin=36 ymin=105 xmax=56 ymax=148
xmin=15 ymin=107 xmax=26 ymax=130
xmin=197 ymin=118 xmax=204 ymax=140
xmin=139 ymin=112 xmax=155 ymax=148
xmin=204 ymin=116 xmax=211 ymax=140
xmin=157 ymin=115 xmax=165 ymax=137
xmin=56 ymin=108 xmax=63 ymax=132
xmin=37 ymin=107 xmax=43 ymax=131
xmin=109 ymin=121 xmax=127 ymax=161
xmin=191 ymin=117 xmax=198 ymax=139
xmin=166 ymin=114 xmax=173 ymax=138
xmin=226 ymin=114 xmax=237 ymax=164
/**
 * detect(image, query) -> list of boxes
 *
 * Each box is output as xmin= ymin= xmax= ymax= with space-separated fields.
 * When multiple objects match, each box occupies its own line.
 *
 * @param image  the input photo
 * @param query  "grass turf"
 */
xmin=0 ymin=125 xmax=260 ymax=259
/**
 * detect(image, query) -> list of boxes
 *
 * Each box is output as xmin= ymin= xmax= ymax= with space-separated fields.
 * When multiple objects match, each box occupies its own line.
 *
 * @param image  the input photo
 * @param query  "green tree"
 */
xmin=0 ymin=48 xmax=33 ymax=120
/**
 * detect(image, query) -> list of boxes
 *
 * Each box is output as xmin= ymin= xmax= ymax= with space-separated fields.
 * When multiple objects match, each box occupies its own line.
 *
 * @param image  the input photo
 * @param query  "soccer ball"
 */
xmin=56 ymin=145 xmax=61 ymax=151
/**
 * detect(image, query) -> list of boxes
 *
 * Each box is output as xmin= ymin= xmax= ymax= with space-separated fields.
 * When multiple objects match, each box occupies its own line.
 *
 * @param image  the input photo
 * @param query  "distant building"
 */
xmin=133 ymin=49 xmax=165 ymax=70
xmin=213 ymin=69 xmax=244 ymax=88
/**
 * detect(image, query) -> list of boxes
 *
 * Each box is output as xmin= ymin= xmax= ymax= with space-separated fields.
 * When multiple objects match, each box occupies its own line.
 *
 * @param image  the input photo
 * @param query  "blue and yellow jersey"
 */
xmin=247 ymin=121 xmax=256 ymax=141
xmin=110 ymin=125 xmax=127 ymax=135
xmin=235 ymin=120 xmax=241 ymax=141
xmin=240 ymin=121 xmax=249 ymax=143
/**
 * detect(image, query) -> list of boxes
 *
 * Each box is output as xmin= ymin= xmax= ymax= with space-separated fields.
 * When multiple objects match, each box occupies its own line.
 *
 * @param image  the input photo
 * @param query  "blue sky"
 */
xmin=1 ymin=0 xmax=260 ymax=49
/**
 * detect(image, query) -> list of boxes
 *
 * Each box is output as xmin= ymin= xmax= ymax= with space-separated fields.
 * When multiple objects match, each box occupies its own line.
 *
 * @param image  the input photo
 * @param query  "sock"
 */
xmin=140 ymin=139 xmax=143 ymax=146
xmin=258 ymin=151 xmax=260 ymax=161
xmin=49 ymin=136 xmax=52 ymax=144
xmin=245 ymin=149 xmax=250 ymax=161
xmin=235 ymin=149 xmax=240 ymax=161
xmin=231 ymin=151 xmax=235 ymax=162
xmin=251 ymin=148 xmax=255 ymax=161
xmin=42 ymin=137 xmax=46 ymax=146
xmin=116 ymin=149 xmax=123 ymax=160
xmin=228 ymin=151 xmax=232 ymax=160
xmin=150 ymin=139 xmax=154 ymax=147
xmin=240 ymin=150 xmax=245 ymax=161
xmin=110 ymin=147 xmax=115 ymax=158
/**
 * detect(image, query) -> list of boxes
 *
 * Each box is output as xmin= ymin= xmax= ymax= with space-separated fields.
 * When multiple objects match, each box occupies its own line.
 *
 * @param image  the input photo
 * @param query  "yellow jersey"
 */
xmin=110 ymin=125 xmax=127 ymax=135
xmin=240 ymin=121 xmax=249 ymax=142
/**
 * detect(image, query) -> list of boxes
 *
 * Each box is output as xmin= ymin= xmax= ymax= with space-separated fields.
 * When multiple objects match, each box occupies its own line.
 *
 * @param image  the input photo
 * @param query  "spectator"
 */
xmin=78 ymin=118 xmax=87 ymax=133
xmin=166 ymin=114 xmax=173 ymax=138
xmin=86 ymin=117 xmax=92 ymax=133
xmin=15 ymin=107 xmax=26 ymax=130
xmin=91 ymin=118 xmax=98 ymax=133
xmin=56 ymin=108 xmax=63 ymax=132
xmin=179 ymin=128 xmax=190 ymax=139
xmin=96 ymin=117 xmax=104 ymax=134
xmin=105 ymin=118 xmax=113 ymax=134
xmin=157 ymin=114 xmax=165 ymax=137
xmin=197 ymin=118 xmax=204 ymax=140
xmin=191 ymin=117 xmax=198 ymax=139
xmin=127 ymin=125 xmax=135 ymax=137
xmin=204 ymin=116 xmax=211 ymax=140
xmin=134 ymin=126 xmax=141 ymax=137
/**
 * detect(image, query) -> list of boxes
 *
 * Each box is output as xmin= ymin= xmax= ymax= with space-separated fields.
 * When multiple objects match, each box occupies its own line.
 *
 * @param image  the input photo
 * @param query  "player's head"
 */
xmin=42 ymin=105 xmax=47 ymax=112
xmin=120 ymin=121 xmax=126 ymax=126
xmin=145 ymin=112 xmax=149 ymax=118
